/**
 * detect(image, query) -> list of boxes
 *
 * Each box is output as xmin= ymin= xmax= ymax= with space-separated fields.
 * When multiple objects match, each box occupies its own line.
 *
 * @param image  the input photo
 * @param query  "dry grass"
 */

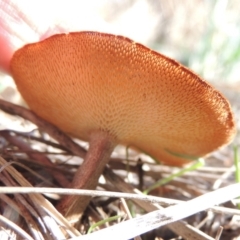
xmin=0 ymin=93 xmax=239 ymax=239
xmin=0 ymin=1 xmax=240 ymax=239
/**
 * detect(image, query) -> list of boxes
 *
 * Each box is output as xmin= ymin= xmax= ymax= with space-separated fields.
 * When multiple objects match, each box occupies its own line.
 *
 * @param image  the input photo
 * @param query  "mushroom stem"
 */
xmin=58 ymin=131 xmax=116 ymax=220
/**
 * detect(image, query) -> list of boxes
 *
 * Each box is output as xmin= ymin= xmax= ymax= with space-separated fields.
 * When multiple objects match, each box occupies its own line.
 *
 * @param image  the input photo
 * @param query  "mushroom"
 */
xmin=10 ymin=31 xmax=235 ymax=219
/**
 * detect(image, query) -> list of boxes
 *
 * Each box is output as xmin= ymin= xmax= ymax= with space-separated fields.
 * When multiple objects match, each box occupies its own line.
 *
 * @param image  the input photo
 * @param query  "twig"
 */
xmin=215 ymin=226 xmax=223 ymax=240
xmin=0 ymin=156 xmax=81 ymax=238
xmin=104 ymin=167 xmax=214 ymax=240
xmin=1 ymin=130 xmax=70 ymax=187
xmin=0 ymin=215 xmax=34 ymax=240
xmin=76 ymin=183 xmax=240 ymax=240
xmin=0 ymin=99 xmax=86 ymax=158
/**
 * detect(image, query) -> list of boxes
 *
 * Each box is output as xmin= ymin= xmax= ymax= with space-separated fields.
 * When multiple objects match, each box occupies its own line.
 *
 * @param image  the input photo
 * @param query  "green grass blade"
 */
xmin=144 ymin=159 xmax=204 ymax=195
xmin=87 ymin=215 xmax=121 ymax=234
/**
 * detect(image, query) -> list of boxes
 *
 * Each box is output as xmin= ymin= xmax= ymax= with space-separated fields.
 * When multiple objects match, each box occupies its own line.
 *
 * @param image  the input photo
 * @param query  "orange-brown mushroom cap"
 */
xmin=10 ymin=32 xmax=236 ymax=165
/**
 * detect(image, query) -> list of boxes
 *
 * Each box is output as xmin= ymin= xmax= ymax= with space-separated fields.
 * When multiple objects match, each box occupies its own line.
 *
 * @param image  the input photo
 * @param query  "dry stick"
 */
xmin=0 ymin=156 xmax=81 ymax=237
xmin=0 ymin=215 xmax=34 ymax=240
xmin=0 ymin=173 xmax=45 ymax=240
xmin=10 ymin=130 xmax=71 ymax=152
xmin=0 ymin=99 xmax=91 ymax=215
xmin=33 ymin=202 xmax=65 ymax=240
xmin=1 ymin=130 xmax=70 ymax=187
xmin=0 ymin=99 xmax=86 ymax=158
xmin=103 ymin=167 xmax=214 ymax=240
xmin=215 ymin=226 xmax=223 ymax=240
xmin=58 ymin=131 xmax=116 ymax=220
xmin=0 ymin=172 xmax=47 ymax=231
xmin=1 ymin=194 xmax=44 ymax=240
xmin=0 ymin=99 xmax=117 ymax=217
xmin=2 ymin=187 xmax=240 ymax=216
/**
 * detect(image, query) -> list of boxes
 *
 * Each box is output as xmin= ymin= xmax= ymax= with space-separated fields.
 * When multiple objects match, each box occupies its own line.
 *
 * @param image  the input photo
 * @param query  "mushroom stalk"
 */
xmin=58 ymin=131 xmax=116 ymax=220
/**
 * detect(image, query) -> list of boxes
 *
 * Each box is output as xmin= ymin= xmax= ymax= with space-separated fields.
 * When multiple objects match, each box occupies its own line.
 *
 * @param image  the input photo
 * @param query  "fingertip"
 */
xmin=0 ymin=34 xmax=13 ymax=74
